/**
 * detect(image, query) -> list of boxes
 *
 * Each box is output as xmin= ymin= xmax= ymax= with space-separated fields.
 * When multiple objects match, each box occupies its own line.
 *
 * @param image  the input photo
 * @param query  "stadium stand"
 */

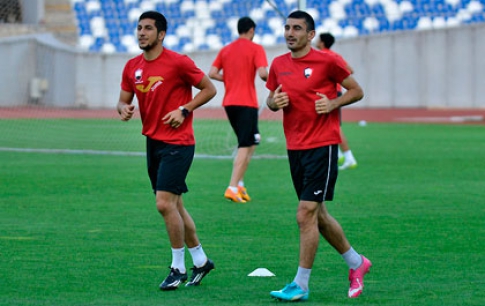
xmin=68 ymin=0 xmax=483 ymax=53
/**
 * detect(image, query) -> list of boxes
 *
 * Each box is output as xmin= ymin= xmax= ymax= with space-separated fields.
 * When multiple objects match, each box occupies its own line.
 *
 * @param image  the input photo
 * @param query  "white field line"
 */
xmin=0 ymin=147 xmax=145 ymax=156
xmin=396 ymin=115 xmax=484 ymax=122
xmin=0 ymin=147 xmax=287 ymax=159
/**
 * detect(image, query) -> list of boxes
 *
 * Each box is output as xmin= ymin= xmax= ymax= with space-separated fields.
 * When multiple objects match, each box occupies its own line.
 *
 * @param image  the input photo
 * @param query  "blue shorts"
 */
xmin=287 ymin=145 xmax=339 ymax=202
xmin=146 ymin=137 xmax=194 ymax=195
xmin=225 ymin=106 xmax=260 ymax=147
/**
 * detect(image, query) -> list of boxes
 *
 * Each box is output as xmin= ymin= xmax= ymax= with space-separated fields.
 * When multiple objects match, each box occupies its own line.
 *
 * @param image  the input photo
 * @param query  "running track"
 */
xmin=1 ymin=107 xmax=484 ymax=124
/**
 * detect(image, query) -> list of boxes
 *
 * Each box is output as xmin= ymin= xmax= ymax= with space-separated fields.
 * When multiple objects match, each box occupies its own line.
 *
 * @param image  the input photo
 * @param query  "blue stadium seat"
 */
xmin=372 ymin=4 xmax=386 ymax=16
xmin=378 ymin=16 xmax=391 ymax=31
xmin=78 ymin=21 xmax=91 ymax=35
xmin=318 ymin=6 xmax=331 ymax=18
xmin=391 ymin=19 xmax=404 ymax=30
xmin=116 ymin=44 xmax=127 ymax=52
xmin=401 ymin=14 xmax=419 ymax=29
xmin=198 ymin=44 xmax=211 ymax=51
xmin=89 ymin=37 xmax=104 ymax=52
xmin=276 ymin=36 xmax=285 ymax=44
xmin=469 ymin=13 xmax=485 ymax=23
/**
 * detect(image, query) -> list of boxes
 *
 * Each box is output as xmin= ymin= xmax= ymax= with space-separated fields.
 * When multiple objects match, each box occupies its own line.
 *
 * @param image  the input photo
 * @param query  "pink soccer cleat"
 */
xmin=348 ymin=255 xmax=372 ymax=298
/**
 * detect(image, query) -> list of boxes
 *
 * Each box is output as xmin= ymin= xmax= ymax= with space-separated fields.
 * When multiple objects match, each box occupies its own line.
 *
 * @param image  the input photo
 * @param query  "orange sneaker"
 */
xmin=224 ymin=188 xmax=246 ymax=203
xmin=238 ymin=186 xmax=251 ymax=202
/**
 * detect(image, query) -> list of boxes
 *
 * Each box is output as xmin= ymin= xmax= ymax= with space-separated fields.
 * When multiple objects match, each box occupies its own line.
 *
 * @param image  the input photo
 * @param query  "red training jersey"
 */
xmin=266 ymin=48 xmax=350 ymax=150
xmin=211 ymin=38 xmax=268 ymax=108
xmin=121 ymin=49 xmax=205 ymax=145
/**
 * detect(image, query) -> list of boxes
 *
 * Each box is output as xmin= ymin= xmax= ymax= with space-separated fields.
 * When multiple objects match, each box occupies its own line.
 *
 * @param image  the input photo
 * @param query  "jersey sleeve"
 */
xmin=255 ymin=45 xmax=268 ymax=68
xmin=120 ymin=61 xmax=134 ymax=92
xmin=330 ymin=54 xmax=351 ymax=85
xmin=211 ymin=51 xmax=222 ymax=69
xmin=180 ymin=55 xmax=205 ymax=86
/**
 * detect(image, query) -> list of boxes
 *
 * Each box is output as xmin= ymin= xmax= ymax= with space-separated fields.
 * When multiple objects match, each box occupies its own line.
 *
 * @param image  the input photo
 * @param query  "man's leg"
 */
xmin=270 ymin=200 xmax=317 ymax=301
xmin=157 ymin=191 xmax=185 ymax=249
xmin=229 ymin=146 xmax=255 ymax=187
xmin=297 ymin=200 xmax=320 ymax=269
xmin=225 ymin=146 xmax=255 ymax=202
xmin=156 ymin=191 xmax=188 ymax=290
xmin=317 ymin=202 xmax=371 ymax=298
xmin=340 ymin=129 xmax=351 ymax=153
xmin=339 ymin=129 xmax=357 ymax=170
xmin=317 ymin=202 xmax=351 ymax=253
xmin=175 ymin=197 xmax=215 ymax=287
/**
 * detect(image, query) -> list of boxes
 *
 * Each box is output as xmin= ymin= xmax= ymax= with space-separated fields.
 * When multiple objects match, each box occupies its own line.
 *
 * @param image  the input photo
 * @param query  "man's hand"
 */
xmin=162 ymin=109 xmax=185 ymax=129
xmin=119 ymin=104 xmax=135 ymax=121
xmin=315 ymin=92 xmax=338 ymax=114
xmin=271 ymin=84 xmax=289 ymax=110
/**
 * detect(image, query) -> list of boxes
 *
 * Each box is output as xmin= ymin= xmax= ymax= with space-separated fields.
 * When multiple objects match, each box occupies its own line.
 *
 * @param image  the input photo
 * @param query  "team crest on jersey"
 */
xmin=135 ymin=69 xmax=143 ymax=83
xmin=304 ymin=67 xmax=313 ymax=78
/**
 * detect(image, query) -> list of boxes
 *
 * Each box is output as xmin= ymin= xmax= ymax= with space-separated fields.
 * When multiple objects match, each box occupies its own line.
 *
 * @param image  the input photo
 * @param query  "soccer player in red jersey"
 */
xmin=209 ymin=17 xmax=268 ymax=203
xmin=266 ymin=11 xmax=372 ymax=301
xmin=317 ymin=32 xmax=358 ymax=170
xmin=117 ymin=11 xmax=216 ymax=291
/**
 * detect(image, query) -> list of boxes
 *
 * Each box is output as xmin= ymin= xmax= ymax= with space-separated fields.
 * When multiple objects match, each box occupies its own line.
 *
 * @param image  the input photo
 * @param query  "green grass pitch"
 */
xmin=1 ymin=119 xmax=484 ymax=305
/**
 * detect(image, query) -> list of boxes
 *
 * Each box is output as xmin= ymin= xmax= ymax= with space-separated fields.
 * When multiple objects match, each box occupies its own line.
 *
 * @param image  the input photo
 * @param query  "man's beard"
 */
xmin=139 ymin=41 xmax=157 ymax=51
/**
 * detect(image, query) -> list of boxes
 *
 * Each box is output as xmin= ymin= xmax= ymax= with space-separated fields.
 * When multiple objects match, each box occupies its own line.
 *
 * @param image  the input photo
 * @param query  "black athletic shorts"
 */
xmin=224 ymin=106 xmax=260 ymax=147
xmin=287 ymin=145 xmax=339 ymax=202
xmin=146 ymin=137 xmax=194 ymax=195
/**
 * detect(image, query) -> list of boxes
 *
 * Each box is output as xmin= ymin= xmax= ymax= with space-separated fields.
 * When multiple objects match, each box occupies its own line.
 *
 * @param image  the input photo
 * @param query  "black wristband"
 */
xmin=179 ymin=106 xmax=190 ymax=118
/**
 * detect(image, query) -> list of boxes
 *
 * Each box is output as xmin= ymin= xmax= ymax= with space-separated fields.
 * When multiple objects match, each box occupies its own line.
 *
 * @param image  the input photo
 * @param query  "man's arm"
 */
xmin=188 ymin=75 xmax=217 ymax=111
xmin=117 ymin=89 xmax=135 ymax=121
xmin=258 ymin=67 xmax=268 ymax=82
xmin=346 ymin=63 xmax=354 ymax=75
xmin=208 ymin=66 xmax=223 ymax=82
xmin=339 ymin=75 xmax=363 ymax=107
xmin=162 ymin=75 xmax=217 ymax=128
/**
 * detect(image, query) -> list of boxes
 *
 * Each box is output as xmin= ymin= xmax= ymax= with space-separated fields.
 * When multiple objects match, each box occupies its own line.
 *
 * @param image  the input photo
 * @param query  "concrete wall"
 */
xmin=1 ymin=23 xmax=484 ymax=109
xmin=336 ymin=25 xmax=485 ymax=108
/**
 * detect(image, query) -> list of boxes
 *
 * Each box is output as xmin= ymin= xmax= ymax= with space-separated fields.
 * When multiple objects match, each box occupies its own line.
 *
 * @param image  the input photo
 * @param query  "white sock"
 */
xmin=171 ymin=247 xmax=186 ymax=273
xmin=293 ymin=266 xmax=311 ymax=291
xmin=188 ymin=244 xmax=208 ymax=268
xmin=228 ymin=186 xmax=238 ymax=193
xmin=342 ymin=247 xmax=363 ymax=270
xmin=238 ymin=180 xmax=244 ymax=187
xmin=343 ymin=150 xmax=356 ymax=163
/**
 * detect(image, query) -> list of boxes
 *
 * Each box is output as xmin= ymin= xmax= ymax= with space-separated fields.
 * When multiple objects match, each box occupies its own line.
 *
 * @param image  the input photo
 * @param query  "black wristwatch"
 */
xmin=179 ymin=106 xmax=190 ymax=118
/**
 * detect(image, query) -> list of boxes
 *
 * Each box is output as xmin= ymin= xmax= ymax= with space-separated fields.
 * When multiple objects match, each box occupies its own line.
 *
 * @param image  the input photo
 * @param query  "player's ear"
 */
xmin=308 ymin=30 xmax=316 ymax=40
xmin=158 ymin=30 xmax=166 ymax=42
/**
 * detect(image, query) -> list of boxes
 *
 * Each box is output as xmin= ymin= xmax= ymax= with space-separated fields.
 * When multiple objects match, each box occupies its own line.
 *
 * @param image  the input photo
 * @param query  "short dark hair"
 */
xmin=287 ymin=10 xmax=315 ymax=32
xmin=238 ymin=16 xmax=256 ymax=34
xmin=139 ymin=11 xmax=167 ymax=32
xmin=319 ymin=32 xmax=335 ymax=49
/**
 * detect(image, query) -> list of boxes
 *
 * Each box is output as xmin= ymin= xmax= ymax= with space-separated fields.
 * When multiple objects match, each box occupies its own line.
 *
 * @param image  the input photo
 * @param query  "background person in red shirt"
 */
xmin=209 ymin=17 xmax=268 ymax=203
xmin=317 ymin=32 xmax=358 ymax=170
xmin=117 ymin=11 xmax=216 ymax=291
xmin=266 ymin=10 xmax=371 ymax=302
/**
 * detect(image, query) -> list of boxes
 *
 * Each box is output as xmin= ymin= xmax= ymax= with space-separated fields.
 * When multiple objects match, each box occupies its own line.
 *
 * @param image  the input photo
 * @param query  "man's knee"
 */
xmin=155 ymin=191 xmax=177 ymax=214
xmin=296 ymin=201 xmax=319 ymax=226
